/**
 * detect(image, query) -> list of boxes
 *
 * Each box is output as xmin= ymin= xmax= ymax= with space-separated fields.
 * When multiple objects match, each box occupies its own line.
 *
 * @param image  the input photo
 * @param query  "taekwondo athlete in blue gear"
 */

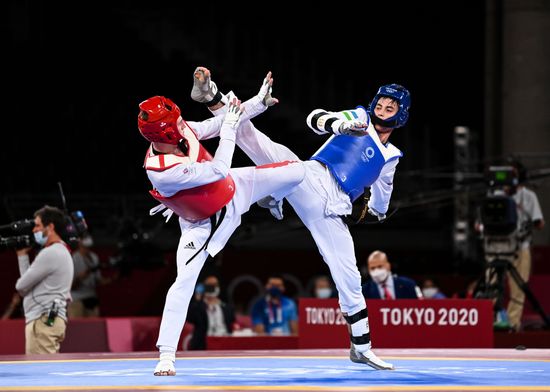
xmin=310 ymin=114 xmax=402 ymax=203
xmin=191 ymin=68 xmax=410 ymax=370
xmin=309 ymin=84 xmax=409 ymax=217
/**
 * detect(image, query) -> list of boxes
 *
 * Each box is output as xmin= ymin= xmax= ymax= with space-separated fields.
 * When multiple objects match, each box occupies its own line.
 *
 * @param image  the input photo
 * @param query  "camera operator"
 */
xmin=14 ymin=205 xmax=74 ymax=354
xmin=507 ymin=161 xmax=545 ymax=331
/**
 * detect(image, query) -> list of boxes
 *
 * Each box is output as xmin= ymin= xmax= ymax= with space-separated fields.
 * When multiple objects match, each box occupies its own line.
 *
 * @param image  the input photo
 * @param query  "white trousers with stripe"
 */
xmin=156 ymin=163 xmax=305 ymax=350
xmin=236 ymin=122 xmax=367 ymax=316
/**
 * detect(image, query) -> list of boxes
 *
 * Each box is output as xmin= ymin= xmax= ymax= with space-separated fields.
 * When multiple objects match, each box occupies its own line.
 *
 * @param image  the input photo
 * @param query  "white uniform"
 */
xmin=227 ymin=106 xmax=400 ymax=352
xmin=149 ymin=116 xmax=305 ymax=351
xmin=234 ymin=108 xmax=399 ymax=313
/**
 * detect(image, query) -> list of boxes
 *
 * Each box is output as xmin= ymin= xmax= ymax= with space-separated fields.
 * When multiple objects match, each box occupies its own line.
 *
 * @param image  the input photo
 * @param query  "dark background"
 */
xmin=3 ymin=1 xmax=484 ymax=192
xmin=2 ymin=1 xmax=490 ymax=288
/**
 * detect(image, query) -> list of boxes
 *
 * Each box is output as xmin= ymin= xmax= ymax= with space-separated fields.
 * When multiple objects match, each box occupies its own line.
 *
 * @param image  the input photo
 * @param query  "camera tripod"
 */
xmin=475 ymin=255 xmax=550 ymax=329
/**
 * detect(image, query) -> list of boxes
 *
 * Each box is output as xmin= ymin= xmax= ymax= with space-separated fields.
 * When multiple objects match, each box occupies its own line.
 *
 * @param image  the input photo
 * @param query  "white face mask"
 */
xmin=422 ymin=287 xmax=438 ymax=299
xmin=82 ymin=236 xmax=94 ymax=247
xmin=369 ymin=268 xmax=389 ymax=284
xmin=33 ymin=230 xmax=48 ymax=247
xmin=316 ymin=288 xmax=332 ymax=299
xmin=204 ymin=286 xmax=220 ymax=298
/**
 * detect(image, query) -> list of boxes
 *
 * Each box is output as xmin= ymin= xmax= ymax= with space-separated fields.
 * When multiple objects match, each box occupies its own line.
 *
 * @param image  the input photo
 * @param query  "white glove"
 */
xmin=338 ymin=120 xmax=369 ymax=137
xmin=222 ymin=94 xmax=243 ymax=130
xmin=368 ymin=207 xmax=386 ymax=221
xmin=257 ymin=71 xmax=279 ymax=107
xmin=191 ymin=66 xmax=225 ymax=105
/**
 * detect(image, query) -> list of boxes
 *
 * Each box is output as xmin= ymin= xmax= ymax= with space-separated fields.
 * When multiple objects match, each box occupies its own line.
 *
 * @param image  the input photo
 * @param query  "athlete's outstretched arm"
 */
xmin=368 ymin=158 xmax=399 ymax=217
xmin=306 ymin=107 xmax=369 ymax=136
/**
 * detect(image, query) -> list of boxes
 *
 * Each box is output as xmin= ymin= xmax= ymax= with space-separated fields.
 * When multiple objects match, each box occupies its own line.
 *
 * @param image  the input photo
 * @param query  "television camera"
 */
xmin=475 ymin=166 xmax=549 ymax=328
xmin=0 ymin=183 xmax=89 ymax=250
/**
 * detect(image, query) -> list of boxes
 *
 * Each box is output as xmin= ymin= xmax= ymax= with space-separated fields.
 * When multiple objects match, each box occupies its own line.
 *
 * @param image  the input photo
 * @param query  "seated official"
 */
xmin=362 ymin=250 xmax=421 ymax=299
xmin=421 ymin=277 xmax=447 ymax=299
xmin=251 ymin=275 xmax=298 ymax=335
xmin=187 ymin=275 xmax=235 ymax=350
xmin=312 ymin=275 xmax=337 ymax=299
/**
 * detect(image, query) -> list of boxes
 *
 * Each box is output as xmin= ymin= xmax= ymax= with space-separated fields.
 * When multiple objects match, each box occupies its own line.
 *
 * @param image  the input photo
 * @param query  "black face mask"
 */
xmin=268 ymin=287 xmax=283 ymax=298
xmin=370 ymin=113 xmax=397 ymax=129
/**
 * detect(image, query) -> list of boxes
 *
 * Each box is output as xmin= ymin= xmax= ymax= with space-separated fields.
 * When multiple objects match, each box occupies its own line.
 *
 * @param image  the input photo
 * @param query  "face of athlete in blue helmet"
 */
xmin=368 ymin=84 xmax=411 ymax=136
xmin=372 ymin=97 xmax=399 ymax=134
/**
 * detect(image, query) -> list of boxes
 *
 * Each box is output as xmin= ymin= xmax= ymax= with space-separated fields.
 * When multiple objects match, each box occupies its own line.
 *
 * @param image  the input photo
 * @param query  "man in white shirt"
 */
xmin=507 ymin=161 xmax=545 ymax=331
xmin=187 ymin=275 xmax=235 ymax=350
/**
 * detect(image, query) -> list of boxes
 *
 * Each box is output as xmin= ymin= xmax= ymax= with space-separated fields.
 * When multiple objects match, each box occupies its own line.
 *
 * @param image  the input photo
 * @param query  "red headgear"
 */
xmin=138 ymin=96 xmax=182 ymax=144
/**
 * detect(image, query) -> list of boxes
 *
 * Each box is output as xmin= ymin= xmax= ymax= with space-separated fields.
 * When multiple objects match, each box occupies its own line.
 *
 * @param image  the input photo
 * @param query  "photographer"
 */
xmin=69 ymin=234 xmax=114 ymax=317
xmin=507 ymin=161 xmax=545 ymax=331
xmin=15 ymin=205 xmax=74 ymax=354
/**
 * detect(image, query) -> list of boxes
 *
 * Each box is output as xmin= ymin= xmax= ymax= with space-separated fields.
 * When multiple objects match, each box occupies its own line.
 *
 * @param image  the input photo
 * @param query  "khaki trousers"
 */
xmin=507 ymin=248 xmax=532 ymax=331
xmin=25 ymin=315 xmax=67 ymax=354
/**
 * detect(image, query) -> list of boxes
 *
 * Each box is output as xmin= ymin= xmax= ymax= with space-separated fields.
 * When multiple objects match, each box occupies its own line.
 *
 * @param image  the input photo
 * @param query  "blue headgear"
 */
xmin=368 ymin=84 xmax=411 ymax=128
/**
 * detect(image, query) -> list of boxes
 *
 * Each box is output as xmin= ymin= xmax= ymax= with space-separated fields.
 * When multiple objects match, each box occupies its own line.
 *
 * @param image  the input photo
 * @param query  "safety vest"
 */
xmin=144 ymin=123 xmax=235 ymax=222
xmin=311 ymin=126 xmax=402 ymax=202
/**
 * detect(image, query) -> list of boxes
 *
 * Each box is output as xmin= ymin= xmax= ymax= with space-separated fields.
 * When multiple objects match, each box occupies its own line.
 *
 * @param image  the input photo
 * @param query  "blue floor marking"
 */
xmin=0 ymin=357 xmax=549 ymax=388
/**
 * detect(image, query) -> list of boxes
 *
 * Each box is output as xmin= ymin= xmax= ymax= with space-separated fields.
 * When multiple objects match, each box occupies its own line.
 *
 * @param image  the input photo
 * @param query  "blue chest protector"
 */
xmin=311 ymin=131 xmax=402 ymax=202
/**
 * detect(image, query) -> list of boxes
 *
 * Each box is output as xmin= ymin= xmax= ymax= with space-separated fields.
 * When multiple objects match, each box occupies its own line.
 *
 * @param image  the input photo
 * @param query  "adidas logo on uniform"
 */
xmin=184 ymin=241 xmax=196 ymax=250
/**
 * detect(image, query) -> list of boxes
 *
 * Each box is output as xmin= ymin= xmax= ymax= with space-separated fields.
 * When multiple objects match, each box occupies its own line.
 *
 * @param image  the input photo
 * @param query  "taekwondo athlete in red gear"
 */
xmin=138 ymin=86 xmax=305 ymax=376
xmin=193 ymin=69 xmax=410 ymax=370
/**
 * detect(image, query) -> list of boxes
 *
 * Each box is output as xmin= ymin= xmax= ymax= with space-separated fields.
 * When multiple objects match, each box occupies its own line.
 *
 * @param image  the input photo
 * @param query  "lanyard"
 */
xmin=267 ymin=301 xmax=282 ymax=324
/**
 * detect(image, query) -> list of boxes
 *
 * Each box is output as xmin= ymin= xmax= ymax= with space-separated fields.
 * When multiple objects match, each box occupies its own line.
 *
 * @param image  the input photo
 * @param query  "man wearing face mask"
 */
xmin=251 ymin=275 xmax=298 ymax=335
xmin=362 ymin=250 xmax=421 ymax=300
xmin=312 ymin=275 xmax=336 ymax=299
xmin=15 ymin=205 xmax=73 ymax=354
xmin=69 ymin=235 xmax=107 ymax=317
xmin=421 ymin=278 xmax=447 ymax=299
xmin=187 ymin=275 xmax=235 ymax=350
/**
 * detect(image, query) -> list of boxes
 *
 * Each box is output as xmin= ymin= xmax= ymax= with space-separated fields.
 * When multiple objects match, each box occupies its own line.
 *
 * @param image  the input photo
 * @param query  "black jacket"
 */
xmin=362 ymin=275 xmax=419 ymax=299
xmin=187 ymin=299 xmax=235 ymax=350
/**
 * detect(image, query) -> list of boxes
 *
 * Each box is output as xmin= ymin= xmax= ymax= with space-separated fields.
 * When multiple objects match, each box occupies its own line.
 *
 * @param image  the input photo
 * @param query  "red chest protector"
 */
xmin=144 ymin=122 xmax=235 ymax=222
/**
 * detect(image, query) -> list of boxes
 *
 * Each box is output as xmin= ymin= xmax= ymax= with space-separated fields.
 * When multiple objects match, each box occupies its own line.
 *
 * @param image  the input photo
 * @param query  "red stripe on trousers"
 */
xmin=255 ymin=160 xmax=298 ymax=170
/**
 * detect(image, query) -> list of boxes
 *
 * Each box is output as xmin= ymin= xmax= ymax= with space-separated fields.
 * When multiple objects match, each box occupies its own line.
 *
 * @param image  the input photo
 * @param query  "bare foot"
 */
xmin=153 ymin=370 xmax=176 ymax=376
xmin=153 ymin=359 xmax=176 ymax=376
